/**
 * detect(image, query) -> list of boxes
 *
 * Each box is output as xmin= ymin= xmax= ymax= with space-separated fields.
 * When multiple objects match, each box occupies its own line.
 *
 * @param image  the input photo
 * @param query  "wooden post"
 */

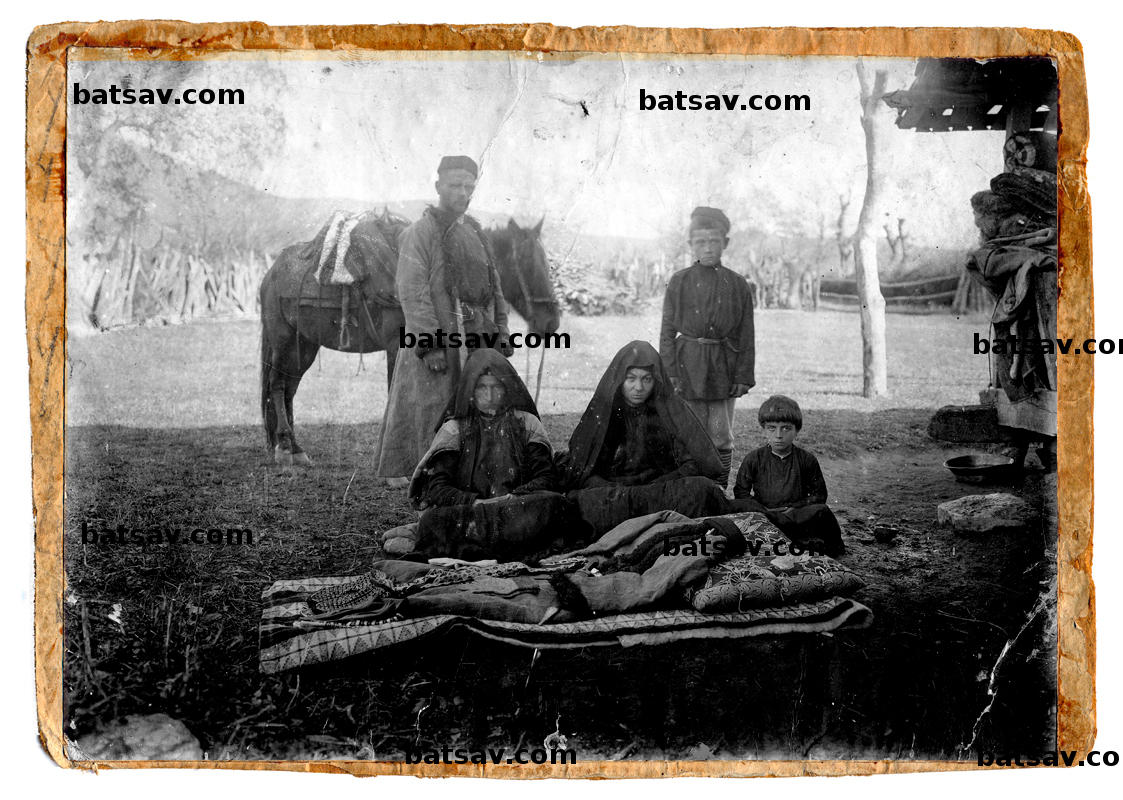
xmin=122 ymin=235 xmax=141 ymax=324
xmin=853 ymin=62 xmax=890 ymax=398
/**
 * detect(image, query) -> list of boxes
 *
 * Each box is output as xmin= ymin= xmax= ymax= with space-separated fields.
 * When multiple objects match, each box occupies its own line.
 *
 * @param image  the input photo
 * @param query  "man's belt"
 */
xmin=455 ymin=301 xmax=490 ymax=322
xmin=676 ymin=334 xmax=739 ymax=352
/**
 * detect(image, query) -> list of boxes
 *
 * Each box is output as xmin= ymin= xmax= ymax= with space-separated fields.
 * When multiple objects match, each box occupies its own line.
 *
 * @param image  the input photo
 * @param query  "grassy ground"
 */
xmin=68 ymin=307 xmax=992 ymax=427
xmin=63 ymin=308 xmax=1055 ymax=761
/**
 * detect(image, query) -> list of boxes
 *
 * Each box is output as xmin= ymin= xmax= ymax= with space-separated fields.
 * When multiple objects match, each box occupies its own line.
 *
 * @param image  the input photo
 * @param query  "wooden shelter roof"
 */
xmin=883 ymin=58 xmax=1057 ymax=133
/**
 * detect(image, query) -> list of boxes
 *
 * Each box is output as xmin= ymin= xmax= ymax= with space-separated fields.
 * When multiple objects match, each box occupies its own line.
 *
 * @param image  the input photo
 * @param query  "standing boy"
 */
xmin=660 ymin=206 xmax=755 ymax=485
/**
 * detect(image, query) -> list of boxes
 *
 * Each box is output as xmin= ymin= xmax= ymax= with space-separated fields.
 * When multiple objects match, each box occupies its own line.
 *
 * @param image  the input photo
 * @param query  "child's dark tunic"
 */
xmin=733 ymin=445 xmax=827 ymax=509
xmin=733 ymin=444 xmax=843 ymax=555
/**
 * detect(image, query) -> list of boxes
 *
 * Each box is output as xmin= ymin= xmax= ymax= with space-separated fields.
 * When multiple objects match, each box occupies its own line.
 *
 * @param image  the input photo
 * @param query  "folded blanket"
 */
xmin=311 ymin=513 xmax=858 ymax=629
xmin=314 ymin=514 xmax=750 ymax=625
xmin=307 ymin=560 xmax=545 ymax=621
xmin=559 ymin=511 xmax=747 ymax=573
xmin=407 ymin=576 xmax=574 ymax=624
xmin=553 ymin=555 xmax=713 ymax=617
xmin=549 ymin=514 xmax=748 ymax=616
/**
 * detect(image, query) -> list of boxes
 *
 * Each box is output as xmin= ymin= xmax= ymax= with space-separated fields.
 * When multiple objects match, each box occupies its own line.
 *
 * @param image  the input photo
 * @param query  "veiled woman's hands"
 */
xmin=474 ymin=494 xmax=511 ymax=506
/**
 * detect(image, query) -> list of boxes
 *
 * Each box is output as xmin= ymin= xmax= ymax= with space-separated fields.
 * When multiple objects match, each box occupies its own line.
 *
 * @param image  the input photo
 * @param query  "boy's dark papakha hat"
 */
xmin=690 ymin=206 xmax=731 ymax=235
xmin=438 ymin=155 xmax=479 ymax=177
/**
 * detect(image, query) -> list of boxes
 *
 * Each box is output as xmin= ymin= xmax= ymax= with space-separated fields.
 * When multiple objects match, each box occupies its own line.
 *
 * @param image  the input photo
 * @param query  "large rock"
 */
xmin=937 ymin=493 xmax=1039 ymax=534
xmin=71 ymin=713 xmax=203 ymax=761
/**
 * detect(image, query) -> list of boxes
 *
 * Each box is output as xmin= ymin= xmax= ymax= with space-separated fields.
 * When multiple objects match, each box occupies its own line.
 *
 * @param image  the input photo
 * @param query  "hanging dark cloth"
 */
xmin=965 ymin=227 xmax=1058 ymax=402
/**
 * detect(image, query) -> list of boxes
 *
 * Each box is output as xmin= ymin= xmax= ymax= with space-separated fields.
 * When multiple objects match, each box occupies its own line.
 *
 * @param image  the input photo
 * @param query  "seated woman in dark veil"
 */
xmin=561 ymin=340 xmax=730 ymax=533
xmin=381 ymin=349 xmax=586 ymax=560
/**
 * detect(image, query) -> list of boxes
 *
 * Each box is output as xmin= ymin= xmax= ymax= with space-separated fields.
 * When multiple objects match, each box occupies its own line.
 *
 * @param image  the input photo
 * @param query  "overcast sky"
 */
xmin=73 ymin=53 xmax=1006 ymax=247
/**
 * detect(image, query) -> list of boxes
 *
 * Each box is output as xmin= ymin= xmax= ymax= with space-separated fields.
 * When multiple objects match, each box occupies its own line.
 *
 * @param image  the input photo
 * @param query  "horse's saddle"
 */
xmin=312 ymin=211 xmax=363 ymax=286
xmin=296 ymin=210 xmax=402 ymax=304
xmin=289 ymin=209 xmax=408 ymax=349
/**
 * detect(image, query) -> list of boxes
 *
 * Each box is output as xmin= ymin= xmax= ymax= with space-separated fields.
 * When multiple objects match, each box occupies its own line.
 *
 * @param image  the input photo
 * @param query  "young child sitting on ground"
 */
xmin=731 ymin=395 xmax=844 ymax=556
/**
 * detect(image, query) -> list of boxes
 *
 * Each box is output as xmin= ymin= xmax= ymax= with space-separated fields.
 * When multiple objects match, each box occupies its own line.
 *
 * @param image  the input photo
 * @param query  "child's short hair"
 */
xmin=758 ymin=395 xmax=803 ymax=430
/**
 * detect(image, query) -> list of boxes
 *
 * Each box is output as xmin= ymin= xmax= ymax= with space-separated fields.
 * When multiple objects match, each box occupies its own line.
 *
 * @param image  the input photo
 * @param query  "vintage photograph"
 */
xmin=59 ymin=46 xmax=1065 ymax=765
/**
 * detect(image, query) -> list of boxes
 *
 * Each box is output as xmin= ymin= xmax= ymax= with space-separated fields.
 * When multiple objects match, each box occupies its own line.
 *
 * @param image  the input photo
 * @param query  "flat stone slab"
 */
xmin=937 ymin=493 xmax=1039 ymax=534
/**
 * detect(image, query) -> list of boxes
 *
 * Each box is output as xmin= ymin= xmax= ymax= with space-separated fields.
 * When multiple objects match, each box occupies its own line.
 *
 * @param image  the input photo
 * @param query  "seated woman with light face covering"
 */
xmin=561 ymin=341 xmax=731 ymax=534
xmin=381 ymin=349 xmax=588 ymax=561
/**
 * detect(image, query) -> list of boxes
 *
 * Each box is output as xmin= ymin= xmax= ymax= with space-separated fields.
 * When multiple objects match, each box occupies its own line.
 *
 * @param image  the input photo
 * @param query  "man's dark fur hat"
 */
xmin=438 ymin=155 xmax=479 ymax=178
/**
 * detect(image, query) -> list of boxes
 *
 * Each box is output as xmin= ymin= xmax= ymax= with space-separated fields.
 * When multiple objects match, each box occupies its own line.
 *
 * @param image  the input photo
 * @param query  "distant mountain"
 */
xmin=73 ymin=138 xmax=966 ymax=282
xmin=71 ymin=137 xmax=552 ymax=263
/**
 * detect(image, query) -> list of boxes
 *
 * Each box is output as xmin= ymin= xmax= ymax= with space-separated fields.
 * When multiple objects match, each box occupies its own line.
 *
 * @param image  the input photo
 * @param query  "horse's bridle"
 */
xmin=362 ymin=211 xmax=409 ymax=308
xmin=508 ymin=234 xmax=557 ymax=313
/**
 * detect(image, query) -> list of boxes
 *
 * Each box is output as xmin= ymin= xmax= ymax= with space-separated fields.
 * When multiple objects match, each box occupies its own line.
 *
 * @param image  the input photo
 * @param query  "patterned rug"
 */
xmin=259 ymin=574 xmax=874 ymax=674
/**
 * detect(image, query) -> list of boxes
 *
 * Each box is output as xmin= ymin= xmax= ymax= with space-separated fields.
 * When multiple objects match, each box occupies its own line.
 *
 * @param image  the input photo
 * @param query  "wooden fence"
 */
xmin=84 ymin=245 xmax=271 ymax=329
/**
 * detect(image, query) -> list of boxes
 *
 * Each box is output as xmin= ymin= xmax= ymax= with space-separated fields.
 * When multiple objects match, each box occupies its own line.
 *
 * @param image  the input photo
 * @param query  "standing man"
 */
xmin=375 ymin=155 xmax=513 ymax=483
xmin=660 ymin=206 xmax=755 ymax=486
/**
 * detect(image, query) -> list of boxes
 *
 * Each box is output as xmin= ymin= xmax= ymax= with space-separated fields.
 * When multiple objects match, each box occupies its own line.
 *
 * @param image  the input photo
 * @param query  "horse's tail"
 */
xmin=260 ymin=313 xmax=277 ymax=449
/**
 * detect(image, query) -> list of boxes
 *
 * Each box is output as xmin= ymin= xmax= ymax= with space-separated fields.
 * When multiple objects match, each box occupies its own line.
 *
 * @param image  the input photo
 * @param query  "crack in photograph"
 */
xmin=61 ymin=47 xmax=1062 ymax=766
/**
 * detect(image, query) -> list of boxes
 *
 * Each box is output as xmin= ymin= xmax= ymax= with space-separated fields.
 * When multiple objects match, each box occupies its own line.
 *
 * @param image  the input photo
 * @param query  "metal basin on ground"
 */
xmin=943 ymin=454 xmax=1017 ymax=483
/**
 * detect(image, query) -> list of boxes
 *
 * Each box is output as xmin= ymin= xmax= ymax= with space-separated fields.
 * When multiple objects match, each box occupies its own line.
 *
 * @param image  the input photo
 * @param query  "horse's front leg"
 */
xmin=284 ymin=381 xmax=313 ymax=467
xmin=270 ymin=382 xmax=296 ymax=467
xmin=282 ymin=335 xmax=319 ymax=467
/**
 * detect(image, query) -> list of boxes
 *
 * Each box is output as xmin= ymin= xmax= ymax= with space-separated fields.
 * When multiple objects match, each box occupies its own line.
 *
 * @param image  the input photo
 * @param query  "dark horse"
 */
xmin=260 ymin=211 xmax=561 ymax=465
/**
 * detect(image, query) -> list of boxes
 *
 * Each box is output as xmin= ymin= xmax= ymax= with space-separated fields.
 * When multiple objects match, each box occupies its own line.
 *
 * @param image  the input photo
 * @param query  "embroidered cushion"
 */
xmin=687 ymin=512 xmax=864 ymax=611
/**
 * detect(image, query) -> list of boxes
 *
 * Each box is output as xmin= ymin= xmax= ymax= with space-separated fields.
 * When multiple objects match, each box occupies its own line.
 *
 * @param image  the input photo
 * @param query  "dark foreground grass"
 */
xmin=64 ymin=410 xmax=1056 ymax=761
xmin=63 ymin=310 xmax=1049 ymax=761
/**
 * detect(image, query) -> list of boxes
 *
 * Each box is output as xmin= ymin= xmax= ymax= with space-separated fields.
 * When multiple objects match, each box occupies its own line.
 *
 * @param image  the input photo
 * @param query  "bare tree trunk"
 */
xmin=883 ymin=217 xmax=909 ymax=272
xmin=782 ymin=258 xmax=803 ymax=309
xmin=853 ymin=62 xmax=890 ymax=398
xmin=836 ymin=193 xmax=853 ymax=275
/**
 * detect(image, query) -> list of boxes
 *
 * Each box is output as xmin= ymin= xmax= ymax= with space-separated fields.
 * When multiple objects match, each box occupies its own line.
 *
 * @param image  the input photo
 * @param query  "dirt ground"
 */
xmin=62 ymin=311 xmax=1057 ymax=761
